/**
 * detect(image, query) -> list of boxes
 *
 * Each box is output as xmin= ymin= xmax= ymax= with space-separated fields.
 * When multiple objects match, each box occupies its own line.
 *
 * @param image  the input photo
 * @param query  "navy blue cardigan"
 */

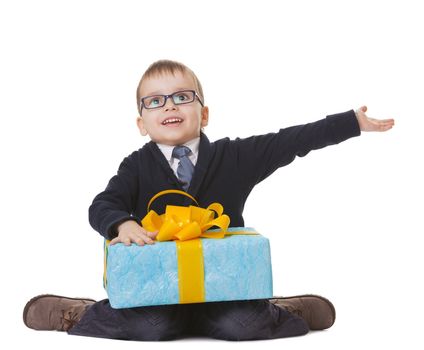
xmin=89 ymin=110 xmax=361 ymax=240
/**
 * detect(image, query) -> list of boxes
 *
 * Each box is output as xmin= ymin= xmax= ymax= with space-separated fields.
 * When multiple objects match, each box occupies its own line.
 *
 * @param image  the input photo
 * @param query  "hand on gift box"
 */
xmin=110 ymin=220 xmax=158 ymax=246
xmin=355 ymin=105 xmax=395 ymax=132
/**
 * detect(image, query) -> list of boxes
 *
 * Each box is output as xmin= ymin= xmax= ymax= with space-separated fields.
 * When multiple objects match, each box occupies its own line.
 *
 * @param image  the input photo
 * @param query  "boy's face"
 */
xmin=137 ymin=71 xmax=209 ymax=146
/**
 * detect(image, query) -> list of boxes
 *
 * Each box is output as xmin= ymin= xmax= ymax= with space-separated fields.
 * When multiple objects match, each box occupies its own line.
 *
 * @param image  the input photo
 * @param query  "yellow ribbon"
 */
xmin=141 ymin=189 xmax=230 ymax=241
xmin=176 ymin=238 xmax=205 ymax=303
xmin=141 ymin=190 xmax=232 ymax=303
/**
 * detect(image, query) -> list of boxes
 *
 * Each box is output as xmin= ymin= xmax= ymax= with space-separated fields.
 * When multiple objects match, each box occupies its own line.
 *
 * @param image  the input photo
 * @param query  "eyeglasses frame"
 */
xmin=139 ymin=89 xmax=204 ymax=114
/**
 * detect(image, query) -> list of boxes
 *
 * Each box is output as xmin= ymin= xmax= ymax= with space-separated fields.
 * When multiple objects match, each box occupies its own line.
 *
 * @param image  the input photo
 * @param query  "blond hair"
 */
xmin=136 ymin=60 xmax=204 ymax=115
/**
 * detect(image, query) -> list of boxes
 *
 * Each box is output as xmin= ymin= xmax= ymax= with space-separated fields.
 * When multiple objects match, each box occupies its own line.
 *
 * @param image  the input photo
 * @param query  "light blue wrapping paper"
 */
xmin=105 ymin=228 xmax=273 ymax=308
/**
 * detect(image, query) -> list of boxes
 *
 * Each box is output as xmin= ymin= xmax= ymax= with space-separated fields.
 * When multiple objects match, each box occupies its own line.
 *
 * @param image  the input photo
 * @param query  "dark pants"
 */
xmin=68 ymin=299 xmax=309 ymax=341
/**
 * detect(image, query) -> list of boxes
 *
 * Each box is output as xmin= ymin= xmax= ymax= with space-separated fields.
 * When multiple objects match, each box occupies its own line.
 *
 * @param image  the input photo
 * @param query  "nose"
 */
xmin=164 ymin=96 xmax=178 ymax=111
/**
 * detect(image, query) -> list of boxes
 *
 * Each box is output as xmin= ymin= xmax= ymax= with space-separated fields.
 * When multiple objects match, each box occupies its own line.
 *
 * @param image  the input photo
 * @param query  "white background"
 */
xmin=1 ymin=0 xmax=423 ymax=349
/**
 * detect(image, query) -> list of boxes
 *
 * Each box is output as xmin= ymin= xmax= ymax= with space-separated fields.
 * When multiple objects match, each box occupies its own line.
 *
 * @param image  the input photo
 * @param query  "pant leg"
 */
xmin=68 ymin=299 xmax=190 ymax=341
xmin=189 ymin=299 xmax=309 ymax=341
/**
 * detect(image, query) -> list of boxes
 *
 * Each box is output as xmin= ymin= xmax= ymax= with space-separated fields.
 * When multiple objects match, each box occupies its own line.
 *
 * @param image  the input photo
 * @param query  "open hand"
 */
xmin=110 ymin=220 xmax=158 ymax=246
xmin=355 ymin=106 xmax=395 ymax=132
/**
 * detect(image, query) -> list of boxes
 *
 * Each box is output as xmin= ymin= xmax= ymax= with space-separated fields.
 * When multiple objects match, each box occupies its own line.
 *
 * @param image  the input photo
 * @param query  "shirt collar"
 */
xmin=156 ymin=137 xmax=200 ymax=162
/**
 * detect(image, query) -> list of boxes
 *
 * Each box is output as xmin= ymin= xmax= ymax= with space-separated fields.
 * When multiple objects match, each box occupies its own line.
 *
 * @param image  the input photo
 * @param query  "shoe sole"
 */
xmin=269 ymin=294 xmax=336 ymax=327
xmin=23 ymin=294 xmax=97 ymax=329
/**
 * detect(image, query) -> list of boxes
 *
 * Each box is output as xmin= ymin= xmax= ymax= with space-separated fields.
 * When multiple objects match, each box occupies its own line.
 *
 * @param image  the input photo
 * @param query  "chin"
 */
xmin=156 ymin=136 xmax=187 ymax=146
xmin=166 ymin=134 xmax=200 ymax=145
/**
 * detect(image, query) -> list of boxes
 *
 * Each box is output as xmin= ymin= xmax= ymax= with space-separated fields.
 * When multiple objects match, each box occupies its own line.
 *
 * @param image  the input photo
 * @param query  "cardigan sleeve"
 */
xmin=232 ymin=110 xmax=361 ymax=188
xmin=88 ymin=151 xmax=140 ymax=240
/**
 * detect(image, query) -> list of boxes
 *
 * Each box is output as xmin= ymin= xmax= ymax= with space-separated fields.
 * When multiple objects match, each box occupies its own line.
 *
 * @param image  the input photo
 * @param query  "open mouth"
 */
xmin=162 ymin=117 xmax=183 ymax=126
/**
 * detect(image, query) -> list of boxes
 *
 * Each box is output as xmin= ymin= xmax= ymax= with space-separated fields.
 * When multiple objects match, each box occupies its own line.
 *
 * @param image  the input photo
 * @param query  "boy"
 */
xmin=23 ymin=60 xmax=394 ymax=341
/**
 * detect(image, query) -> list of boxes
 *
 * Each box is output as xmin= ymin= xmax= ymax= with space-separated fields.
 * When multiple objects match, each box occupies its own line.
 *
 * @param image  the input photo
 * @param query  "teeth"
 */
xmin=162 ymin=118 xmax=182 ymax=125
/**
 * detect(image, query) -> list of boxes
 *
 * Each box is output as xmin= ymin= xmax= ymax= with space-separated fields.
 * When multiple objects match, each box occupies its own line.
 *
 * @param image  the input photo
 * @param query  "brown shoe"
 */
xmin=23 ymin=294 xmax=96 ymax=331
xmin=269 ymin=294 xmax=336 ymax=330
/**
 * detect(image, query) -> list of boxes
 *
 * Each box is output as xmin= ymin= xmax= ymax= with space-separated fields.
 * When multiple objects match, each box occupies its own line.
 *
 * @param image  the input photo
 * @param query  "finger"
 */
xmin=134 ymin=237 xmax=145 ymax=246
xmin=143 ymin=234 xmax=155 ymax=245
xmin=140 ymin=228 xmax=157 ymax=243
xmin=377 ymin=120 xmax=395 ymax=127
xmin=145 ymin=230 xmax=159 ymax=239
xmin=379 ymin=123 xmax=394 ymax=131
xmin=378 ymin=118 xmax=395 ymax=124
xmin=372 ymin=121 xmax=393 ymax=131
xmin=133 ymin=232 xmax=154 ymax=245
xmin=369 ymin=118 xmax=395 ymax=127
xmin=361 ymin=105 xmax=367 ymax=112
xmin=123 ymin=237 xmax=132 ymax=246
xmin=109 ymin=237 xmax=119 ymax=245
xmin=150 ymin=231 xmax=159 ymax=240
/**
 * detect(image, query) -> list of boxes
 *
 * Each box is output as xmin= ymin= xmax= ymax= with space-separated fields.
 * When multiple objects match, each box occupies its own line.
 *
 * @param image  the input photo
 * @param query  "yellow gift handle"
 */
xmin=142 ymin=189 xmax=230 ymax=242
xmin=147 ymin=189 xmax=199 ymax=212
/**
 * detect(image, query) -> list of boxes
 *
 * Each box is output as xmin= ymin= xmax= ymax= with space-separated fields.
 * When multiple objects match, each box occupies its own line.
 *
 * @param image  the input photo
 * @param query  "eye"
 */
xmin=145 ymin=96 xmax=163 ymax=108
xmin=173 ymin=91 xmax=192 ymax=104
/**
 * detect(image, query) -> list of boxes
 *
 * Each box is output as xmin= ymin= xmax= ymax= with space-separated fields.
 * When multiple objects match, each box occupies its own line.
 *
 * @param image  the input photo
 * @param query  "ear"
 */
xmin=136 ymin=116 xmax=148 ymax=136
xmin=200 ymin=106 xmax=209 ymax=128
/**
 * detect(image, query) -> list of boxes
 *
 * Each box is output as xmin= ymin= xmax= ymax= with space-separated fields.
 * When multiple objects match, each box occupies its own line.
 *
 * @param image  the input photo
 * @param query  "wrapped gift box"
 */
xmin=104 ymin=227 xmax=273 ymax=308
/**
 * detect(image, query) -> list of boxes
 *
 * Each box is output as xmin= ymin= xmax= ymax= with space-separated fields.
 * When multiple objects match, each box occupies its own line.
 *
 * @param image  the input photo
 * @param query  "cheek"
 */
xmin=138 ymin=118 xmax=157 ymax=135
xmin=190 ymin=110 xmax=203 ymax=124
xmin=144 ymin=116 xmax=159 ymax=128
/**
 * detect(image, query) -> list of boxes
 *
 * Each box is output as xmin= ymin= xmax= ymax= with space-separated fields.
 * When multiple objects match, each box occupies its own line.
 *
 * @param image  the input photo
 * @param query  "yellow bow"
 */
xmin=141 ymin=190 xmax=230 ymax=242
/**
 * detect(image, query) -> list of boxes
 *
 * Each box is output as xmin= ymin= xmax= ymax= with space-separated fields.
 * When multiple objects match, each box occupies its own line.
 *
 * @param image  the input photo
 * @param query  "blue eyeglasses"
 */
xmin=139 ymin=90 xmax=204 ymax=113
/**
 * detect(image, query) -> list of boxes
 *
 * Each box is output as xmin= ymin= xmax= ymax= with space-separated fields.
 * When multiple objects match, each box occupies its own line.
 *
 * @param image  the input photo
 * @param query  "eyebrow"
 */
xmin=144 ymin=87 xmax=194 ymax=96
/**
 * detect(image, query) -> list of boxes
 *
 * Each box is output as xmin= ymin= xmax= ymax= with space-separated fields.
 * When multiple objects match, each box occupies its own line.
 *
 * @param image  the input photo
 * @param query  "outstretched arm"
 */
xmin=355 ymin=106 xmax=395 ymax=132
